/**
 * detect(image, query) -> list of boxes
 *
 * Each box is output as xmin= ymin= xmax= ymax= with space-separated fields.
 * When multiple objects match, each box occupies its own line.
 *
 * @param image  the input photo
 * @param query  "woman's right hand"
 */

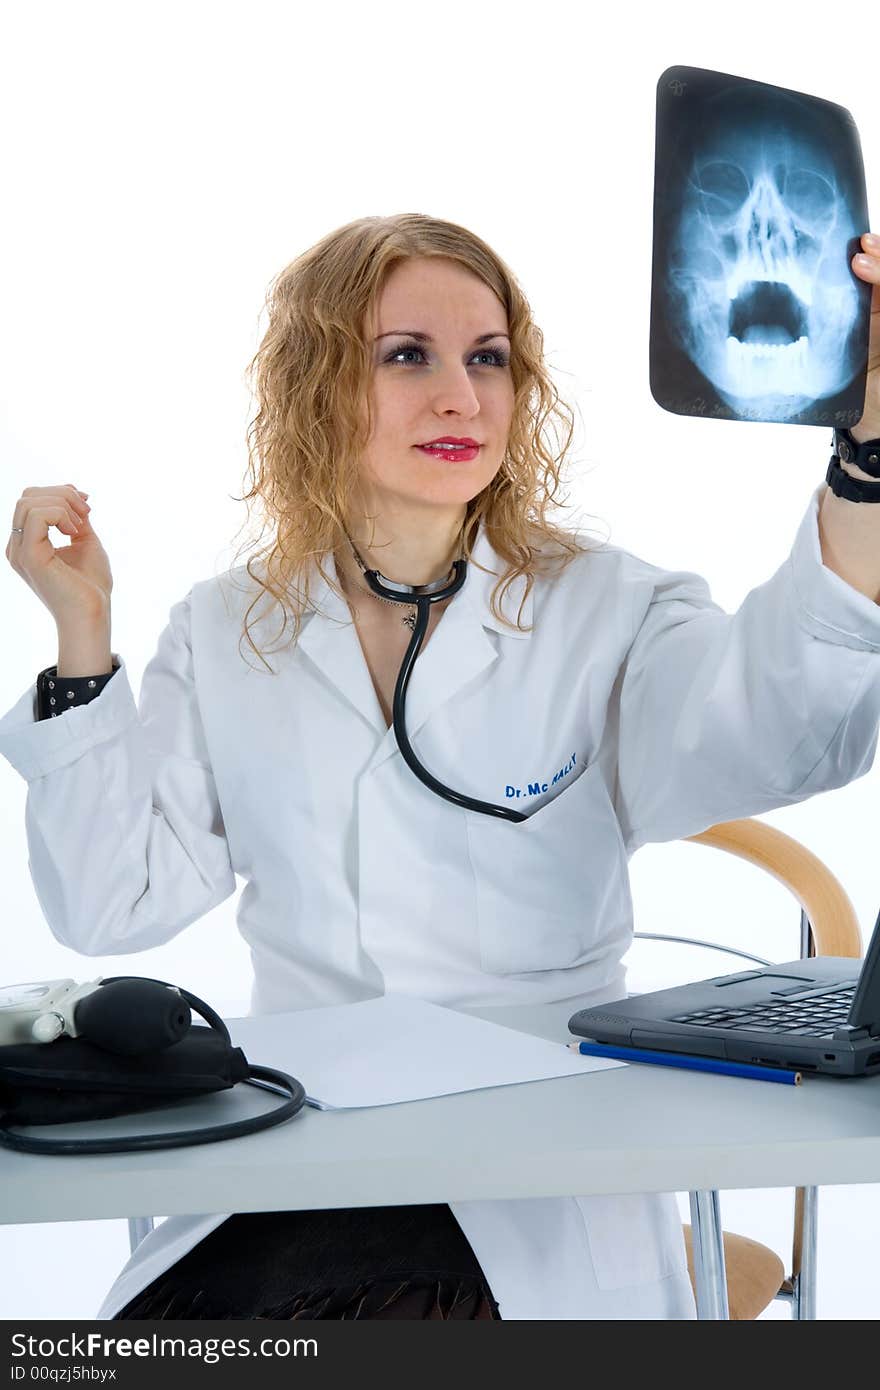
xmin=5 ymin=484 xmax=113 ymax=625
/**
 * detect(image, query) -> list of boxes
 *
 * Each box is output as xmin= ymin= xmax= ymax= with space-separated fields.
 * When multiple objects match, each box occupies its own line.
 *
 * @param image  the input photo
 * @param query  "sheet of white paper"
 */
xmin=225 ymin=994 xmax=622 ymax=1110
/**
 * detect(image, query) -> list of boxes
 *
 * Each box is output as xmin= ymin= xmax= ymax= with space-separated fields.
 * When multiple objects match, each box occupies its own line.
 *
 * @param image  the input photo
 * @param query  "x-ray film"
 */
xmin=649 ymin=66 xmax=871 ymax=429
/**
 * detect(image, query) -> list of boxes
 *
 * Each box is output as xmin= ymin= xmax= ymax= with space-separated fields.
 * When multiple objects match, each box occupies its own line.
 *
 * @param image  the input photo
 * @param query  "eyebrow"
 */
xmin=374 ymin=330 xmax=510 ymax=343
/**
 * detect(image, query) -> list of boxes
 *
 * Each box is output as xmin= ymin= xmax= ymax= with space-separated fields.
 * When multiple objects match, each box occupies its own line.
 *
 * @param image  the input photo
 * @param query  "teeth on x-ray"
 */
xmin=722 ymin=276 xmax=813 ymax=396
xmin=726 ymin=334 xmax=809 ymax=392
xmin=726 ymin=276 xmax=811 ymax=391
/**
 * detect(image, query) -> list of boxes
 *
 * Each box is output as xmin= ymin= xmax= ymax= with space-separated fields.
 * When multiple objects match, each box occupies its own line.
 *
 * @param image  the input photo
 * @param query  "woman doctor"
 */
xmin=5 ymin=214 xmax=880 ymax=1321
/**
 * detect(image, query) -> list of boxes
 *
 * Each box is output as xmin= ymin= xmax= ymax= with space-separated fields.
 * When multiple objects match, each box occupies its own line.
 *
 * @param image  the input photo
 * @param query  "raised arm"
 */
xmin=818 ymin=235 xmax=880 ymax=602
xmin=0 ymin=593 xmax=238 ymax=955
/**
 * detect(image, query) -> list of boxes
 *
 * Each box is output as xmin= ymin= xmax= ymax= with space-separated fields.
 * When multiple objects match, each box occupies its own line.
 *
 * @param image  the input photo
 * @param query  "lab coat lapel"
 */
xmin=296 ymin=554 xmax=388 ymax=736
xmin=370 ymin=524 xmax=534 ymax=768
xmin=295 ymin=525 xmax=533 ymax=756
xmin=393 ymin=590 xmax=498 ymax=737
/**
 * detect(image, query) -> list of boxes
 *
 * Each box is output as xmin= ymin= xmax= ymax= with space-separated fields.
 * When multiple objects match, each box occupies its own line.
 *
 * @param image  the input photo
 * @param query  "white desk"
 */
xmin=3 ymin=998 xmax=880 ymax=1317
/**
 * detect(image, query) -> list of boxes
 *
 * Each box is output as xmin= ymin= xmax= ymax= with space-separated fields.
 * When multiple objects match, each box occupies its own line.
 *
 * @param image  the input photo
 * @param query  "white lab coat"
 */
xmin=2 ymin=480 xmax=880 ymax=1320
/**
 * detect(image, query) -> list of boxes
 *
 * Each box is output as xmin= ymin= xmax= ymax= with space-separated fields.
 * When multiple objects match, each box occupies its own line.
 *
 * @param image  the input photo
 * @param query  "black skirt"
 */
xmin=113 ymin=1204 xmax=501 ymax=1320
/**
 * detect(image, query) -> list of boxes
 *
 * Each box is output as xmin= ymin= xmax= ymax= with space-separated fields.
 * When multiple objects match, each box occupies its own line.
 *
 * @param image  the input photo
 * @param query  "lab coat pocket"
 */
xmin=465 ymin=761 xmax=630 ymax=975
xmin=578 ymin=1192 xmax=689 ymax=1291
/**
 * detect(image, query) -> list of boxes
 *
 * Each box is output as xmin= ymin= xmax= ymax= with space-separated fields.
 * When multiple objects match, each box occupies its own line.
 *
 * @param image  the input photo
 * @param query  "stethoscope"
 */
xmin=343 ymin=529 xmax=527 ymax=823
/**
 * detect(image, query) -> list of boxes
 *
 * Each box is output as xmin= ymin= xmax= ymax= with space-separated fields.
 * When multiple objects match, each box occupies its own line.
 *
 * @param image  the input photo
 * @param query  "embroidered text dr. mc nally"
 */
xmin=505 ymin=752 xmax=577 ymax=799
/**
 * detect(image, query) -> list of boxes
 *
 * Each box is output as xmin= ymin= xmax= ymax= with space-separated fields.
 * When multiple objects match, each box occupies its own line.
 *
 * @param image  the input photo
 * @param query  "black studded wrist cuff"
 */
xmin=36 ymin=661 xmax=120 ymax=721
xmin=825 ymin=453 xmax=880 ymax=503
xmin=833 ymin=427 xmax=880 ymax=478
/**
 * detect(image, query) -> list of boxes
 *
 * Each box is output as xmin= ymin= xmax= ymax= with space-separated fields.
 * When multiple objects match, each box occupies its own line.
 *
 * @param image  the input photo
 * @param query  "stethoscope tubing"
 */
xmin=361 ymin=561 xmax=527 ymax=823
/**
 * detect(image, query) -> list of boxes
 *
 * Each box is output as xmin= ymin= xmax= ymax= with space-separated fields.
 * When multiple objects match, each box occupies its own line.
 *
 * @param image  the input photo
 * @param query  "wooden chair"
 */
xmin=631 ymin=817 xmax=863 ymax=1320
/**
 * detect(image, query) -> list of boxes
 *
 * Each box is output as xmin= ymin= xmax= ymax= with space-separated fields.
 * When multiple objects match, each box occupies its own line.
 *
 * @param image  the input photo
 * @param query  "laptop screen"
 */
xmin=848 ymin=907 xmax=880 ymax=1033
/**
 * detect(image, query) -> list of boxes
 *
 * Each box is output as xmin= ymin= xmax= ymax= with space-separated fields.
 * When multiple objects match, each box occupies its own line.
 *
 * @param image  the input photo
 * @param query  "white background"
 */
xmin=1 ymin=0 xmax=878 ymax=1321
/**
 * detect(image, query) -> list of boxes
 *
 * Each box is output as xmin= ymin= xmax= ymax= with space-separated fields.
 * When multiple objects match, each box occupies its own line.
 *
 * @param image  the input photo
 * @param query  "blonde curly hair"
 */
xmin=225 ymin=213 xmax=606 ymax=672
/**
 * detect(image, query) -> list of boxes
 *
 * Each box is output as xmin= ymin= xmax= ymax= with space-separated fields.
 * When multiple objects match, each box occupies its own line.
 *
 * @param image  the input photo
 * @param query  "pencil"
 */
xmin=567 ymin=1039 xmax=802 ymax=1085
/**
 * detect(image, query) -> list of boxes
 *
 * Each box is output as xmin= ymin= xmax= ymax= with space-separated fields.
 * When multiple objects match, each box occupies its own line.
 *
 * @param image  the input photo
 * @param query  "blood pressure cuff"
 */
xmin=0 ymin=1025 xmax=250 ymax=1126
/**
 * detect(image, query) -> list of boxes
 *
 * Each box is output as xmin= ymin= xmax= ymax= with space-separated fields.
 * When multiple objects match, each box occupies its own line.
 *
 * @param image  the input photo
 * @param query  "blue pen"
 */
xmin=567 ymin=1040 xmax=801 ymax=1085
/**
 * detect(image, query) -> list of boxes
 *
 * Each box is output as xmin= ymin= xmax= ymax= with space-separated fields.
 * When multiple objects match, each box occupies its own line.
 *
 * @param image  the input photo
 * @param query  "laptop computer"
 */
xmin=568 ymin=907 xmax=880 ymax=1077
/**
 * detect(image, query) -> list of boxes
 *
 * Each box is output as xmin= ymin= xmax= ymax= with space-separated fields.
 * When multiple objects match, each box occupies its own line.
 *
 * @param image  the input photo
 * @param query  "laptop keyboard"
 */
xmin=669 ymin=984 xmax=857 ymax=1038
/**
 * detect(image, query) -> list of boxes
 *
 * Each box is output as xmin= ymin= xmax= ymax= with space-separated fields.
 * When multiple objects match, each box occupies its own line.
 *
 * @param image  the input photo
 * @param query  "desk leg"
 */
xmin=127 ymin=1216 xmax=155 ymax=1255
xmin=688 ymin=1190 xmax=729 ymax=1320
xmin=791 ymin=1185 xmax=818 ymax=1319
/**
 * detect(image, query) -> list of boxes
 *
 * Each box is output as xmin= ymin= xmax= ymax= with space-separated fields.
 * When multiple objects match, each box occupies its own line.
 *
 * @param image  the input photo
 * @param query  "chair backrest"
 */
xmin=683 ymin=817 xmax=862 ymax=958
xmin=627 ymin=817 xmax=862 ymax=992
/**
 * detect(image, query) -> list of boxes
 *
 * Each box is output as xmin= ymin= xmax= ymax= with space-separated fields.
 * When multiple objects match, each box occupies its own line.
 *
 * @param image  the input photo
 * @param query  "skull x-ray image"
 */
xmin=649 ymin=66 xmax=872 ymax=428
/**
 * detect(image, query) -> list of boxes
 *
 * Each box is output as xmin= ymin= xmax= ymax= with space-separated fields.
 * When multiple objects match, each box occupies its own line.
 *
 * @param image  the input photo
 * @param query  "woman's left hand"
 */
xmin=851 ymin=231 xmax=880 ymax=439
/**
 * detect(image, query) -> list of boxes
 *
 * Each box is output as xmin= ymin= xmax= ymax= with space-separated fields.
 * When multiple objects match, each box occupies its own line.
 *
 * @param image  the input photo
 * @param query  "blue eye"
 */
xmin=384 ymin=341 xmax=509 ymax=368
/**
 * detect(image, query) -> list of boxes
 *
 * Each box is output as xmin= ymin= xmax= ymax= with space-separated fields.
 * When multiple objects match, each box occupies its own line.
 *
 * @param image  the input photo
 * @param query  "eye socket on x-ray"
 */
xmin=649 ymin=65 xmax=871 ymax=429
xmin=782 ymin=169 xmax=835 ymax=228
xmin=693 ymin=162 xmax=836 ymax=233
xmin=693 ymin=161 xmax=750 ymax=212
